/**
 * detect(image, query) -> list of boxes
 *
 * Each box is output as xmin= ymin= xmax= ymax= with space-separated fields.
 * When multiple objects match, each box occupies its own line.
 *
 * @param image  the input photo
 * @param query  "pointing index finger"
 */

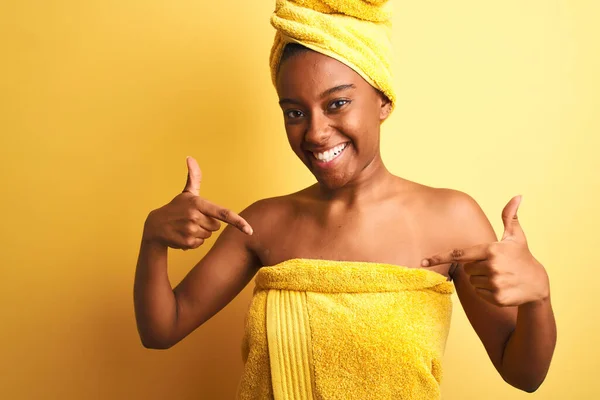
xmin=197 ymin=198 xmax=253 ymax=235
xmin=421 ymin=243 xmax=489 ymax=267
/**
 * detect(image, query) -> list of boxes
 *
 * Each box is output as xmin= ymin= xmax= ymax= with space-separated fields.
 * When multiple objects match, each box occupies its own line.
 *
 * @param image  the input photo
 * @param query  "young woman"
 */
xmin=134 ymin=1 xmax=556 ymax=398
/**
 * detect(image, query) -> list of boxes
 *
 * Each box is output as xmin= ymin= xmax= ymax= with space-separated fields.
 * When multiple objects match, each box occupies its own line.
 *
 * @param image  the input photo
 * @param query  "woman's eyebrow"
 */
xmin=319 ymin=83 xmax=356 ymax=99
xmin=278 ymin=84 xmax=356 ymax=106
xmin=279 ymin=98 xmax=301 ymax=106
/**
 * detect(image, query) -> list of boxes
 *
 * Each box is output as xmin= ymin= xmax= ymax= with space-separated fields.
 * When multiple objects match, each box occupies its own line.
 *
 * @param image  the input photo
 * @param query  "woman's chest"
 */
xmin=254 ymin=205 xmax=454 ymax=278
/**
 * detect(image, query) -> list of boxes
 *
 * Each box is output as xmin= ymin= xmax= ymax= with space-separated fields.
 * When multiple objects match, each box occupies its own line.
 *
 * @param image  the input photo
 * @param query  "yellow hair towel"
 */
xmin=269 ymin=0 xmax=396 ymax=108
xmin=236 ymin=259 xmax=454 ymax=399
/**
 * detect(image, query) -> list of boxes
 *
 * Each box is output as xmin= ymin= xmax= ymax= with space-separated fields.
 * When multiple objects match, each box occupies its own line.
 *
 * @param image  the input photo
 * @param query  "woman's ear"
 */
xmin=379 ymin=93 xmax=392 ymax=122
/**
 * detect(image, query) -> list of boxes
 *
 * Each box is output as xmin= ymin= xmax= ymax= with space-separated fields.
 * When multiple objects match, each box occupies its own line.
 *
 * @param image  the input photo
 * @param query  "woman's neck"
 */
xmin=315 ymin=155 xmax=398 ymax=207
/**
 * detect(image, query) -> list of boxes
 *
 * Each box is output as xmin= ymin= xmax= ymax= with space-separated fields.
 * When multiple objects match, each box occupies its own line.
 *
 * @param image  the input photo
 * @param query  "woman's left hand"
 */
xmin=421 ymin=195 xmax=550 ymax=307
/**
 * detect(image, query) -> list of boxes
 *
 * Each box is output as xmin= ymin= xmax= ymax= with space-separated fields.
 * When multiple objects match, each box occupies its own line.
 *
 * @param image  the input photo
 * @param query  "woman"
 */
xmin=134 ymin=0 xmax=556 ymax=398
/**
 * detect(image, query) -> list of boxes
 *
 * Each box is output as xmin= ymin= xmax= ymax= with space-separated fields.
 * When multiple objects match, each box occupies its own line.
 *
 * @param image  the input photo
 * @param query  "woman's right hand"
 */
xmin=142 ymin=156 xmax=253 ymax=250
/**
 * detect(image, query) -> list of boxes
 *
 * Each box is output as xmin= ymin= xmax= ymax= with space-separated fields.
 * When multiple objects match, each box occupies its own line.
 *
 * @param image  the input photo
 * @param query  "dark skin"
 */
xmin=134 ymin=50 xmax=556 ymax=393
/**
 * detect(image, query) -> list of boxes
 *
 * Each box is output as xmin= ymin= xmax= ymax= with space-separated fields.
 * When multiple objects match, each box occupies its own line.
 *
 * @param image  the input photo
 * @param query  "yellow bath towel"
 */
xmin=236 ymin=258 xmax=454 ymax=399
xmin=269 ymin=0 xmax=396 ymax=108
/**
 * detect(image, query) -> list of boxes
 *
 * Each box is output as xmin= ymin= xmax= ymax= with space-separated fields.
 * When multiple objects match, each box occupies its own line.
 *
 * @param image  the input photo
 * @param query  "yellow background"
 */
xmin=1 ymin=1 xmax=598 ymax=399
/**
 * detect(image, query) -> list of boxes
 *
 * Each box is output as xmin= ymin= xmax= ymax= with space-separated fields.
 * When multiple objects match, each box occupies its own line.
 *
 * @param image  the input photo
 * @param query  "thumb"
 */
xmin=183 ymin=156 xmax=202 ymax=196
xmin=501 ymin=195 xmax=525 ymax=241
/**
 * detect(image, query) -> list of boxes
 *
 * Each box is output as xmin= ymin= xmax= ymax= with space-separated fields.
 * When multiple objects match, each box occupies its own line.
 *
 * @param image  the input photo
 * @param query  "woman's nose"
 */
xmin=304 ymin=112 xmax=331 ymax=145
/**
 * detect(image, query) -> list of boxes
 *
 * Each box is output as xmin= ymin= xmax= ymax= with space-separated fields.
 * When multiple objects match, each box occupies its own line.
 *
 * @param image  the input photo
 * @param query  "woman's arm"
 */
xmin=134 ymin=213 xmax=260 ymax=349
xmin=423 ymin=191 xmax=556 ymax=392
xmin=453 ymin=262 xmax=556 ymax=392
xmin=134 ymin=157 xmax=260 ymax=349
xmin=500 ymin=292 xmax=556 ymax=391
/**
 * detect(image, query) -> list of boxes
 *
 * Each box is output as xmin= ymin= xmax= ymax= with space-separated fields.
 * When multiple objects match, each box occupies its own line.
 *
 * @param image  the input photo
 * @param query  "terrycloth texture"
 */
xmin=236 ymin=258 xmax=454 ymax=400
xmin=269 ymin=0 xmax=396 ymax=108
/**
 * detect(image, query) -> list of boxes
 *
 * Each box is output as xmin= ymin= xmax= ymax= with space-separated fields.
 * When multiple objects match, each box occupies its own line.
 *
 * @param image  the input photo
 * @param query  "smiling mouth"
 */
xmin=311 ymin=142 xmax=349 ymax=163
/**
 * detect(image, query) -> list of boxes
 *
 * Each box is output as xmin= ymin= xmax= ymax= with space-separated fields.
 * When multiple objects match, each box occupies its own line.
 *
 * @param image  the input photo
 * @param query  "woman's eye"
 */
xmin=330 ymin=99 xmax=350 ymax=110
xmin=285 ymin=110 xmax=304 ymax=119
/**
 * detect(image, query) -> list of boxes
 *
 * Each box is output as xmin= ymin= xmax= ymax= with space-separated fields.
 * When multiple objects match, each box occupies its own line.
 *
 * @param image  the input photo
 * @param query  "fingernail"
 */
xmin=421 ymin=259 xmax=430 ymax=267
xmin=244 ymin=226 xmax=253 ymax=235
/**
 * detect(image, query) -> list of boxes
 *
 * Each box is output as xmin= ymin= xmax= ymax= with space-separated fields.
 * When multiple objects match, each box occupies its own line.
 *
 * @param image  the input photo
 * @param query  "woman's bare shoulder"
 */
xmin=239 ymin=185 xmax=317 ymax=227
xmin=408 ymin=182 xmax=496 ymax=246
xmin=426 ymin=186 xmax=488 ymax=223
xmin=391 ymin=178 xmax=490 ymax=235
xmin=397 ymin=178 xmax=480 ymax=212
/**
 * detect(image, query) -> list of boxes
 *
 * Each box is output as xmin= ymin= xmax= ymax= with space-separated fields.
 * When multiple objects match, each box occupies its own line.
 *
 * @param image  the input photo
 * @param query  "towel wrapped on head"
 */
xmin=269 ymin=0 xmax=396 ymax=109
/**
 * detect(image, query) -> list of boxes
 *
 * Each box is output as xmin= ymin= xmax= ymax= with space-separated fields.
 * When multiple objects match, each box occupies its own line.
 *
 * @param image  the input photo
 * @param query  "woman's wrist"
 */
xmin=142 ymin=210 xmax=161 ymax=245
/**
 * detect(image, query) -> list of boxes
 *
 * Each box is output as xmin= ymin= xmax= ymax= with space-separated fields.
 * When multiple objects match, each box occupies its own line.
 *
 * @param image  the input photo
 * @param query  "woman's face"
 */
xmin=276 ymin=50 xmax=391 ymax=190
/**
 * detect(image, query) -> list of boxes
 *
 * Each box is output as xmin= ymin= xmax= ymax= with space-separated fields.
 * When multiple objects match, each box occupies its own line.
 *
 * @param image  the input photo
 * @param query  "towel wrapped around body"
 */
xmin=236 ymin=258 xmax=454 ymax=399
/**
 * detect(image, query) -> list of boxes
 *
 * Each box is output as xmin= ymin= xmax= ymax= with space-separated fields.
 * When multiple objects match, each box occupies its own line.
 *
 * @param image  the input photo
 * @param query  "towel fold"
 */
xmin=269 ymin=0 xmax=396 ymax=108
xmin=236 ymin=259 xmax=454 ymax=399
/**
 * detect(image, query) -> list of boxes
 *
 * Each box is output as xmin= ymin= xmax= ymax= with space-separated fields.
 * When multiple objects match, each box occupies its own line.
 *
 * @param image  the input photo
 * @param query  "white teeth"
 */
xmin=313 ymin=143 xmax=348 ymax=163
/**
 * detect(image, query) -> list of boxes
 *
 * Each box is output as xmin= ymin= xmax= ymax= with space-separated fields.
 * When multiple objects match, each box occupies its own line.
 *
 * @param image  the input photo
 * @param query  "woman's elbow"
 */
xmin=504 ymin=373 xmax=547 ymax=393
xmin=519 ymin=382 xmax=542 ymax=394
xmin=140 ymin=336 xmax=174 ymax=350
xmin=137 ymin=330 xmax=176 ymax=350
